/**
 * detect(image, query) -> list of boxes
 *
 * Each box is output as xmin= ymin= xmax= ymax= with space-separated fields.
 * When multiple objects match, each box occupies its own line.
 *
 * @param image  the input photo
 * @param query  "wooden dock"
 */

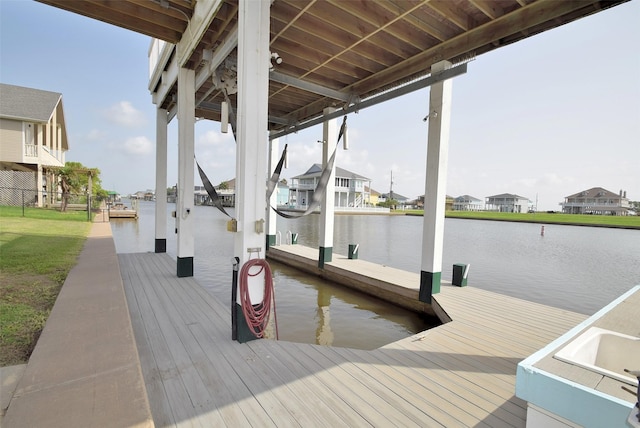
xmin=120 ymin=249 xmax=587 ymax=427
xmin=109 ymin=209 xmax=138 ymax=219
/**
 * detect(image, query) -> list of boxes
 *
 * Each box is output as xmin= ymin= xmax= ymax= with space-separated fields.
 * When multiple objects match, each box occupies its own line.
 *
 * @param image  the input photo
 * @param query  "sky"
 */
xmin=1 ymin=1 xmax=638 ymax=211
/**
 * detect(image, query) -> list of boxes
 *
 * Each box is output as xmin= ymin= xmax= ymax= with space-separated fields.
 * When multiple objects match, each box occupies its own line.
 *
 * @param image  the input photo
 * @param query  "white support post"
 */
xmin=233 ymin=0 xmax=270 ymax=342
xmin=52 ymin=109 xmax=57 ymax=156
xmin=419 ymin=60 xmax=453 ymax=303
xmin=319 ymin=107 xmax=337 ymax=268
xmin=266 ymin=137 xmax=279 ymax=249
xmin=235 ymin=0 xmax=269 ymax=266
xmin=176 ymin=67 xmax=195 ymax=277
xmin=46 ymin=121 xmax=51 ymax=152
xmin=155 ymin=107 xmax=168 ymax=253
xmin=37 ymin=165 xmax=43 ymax=208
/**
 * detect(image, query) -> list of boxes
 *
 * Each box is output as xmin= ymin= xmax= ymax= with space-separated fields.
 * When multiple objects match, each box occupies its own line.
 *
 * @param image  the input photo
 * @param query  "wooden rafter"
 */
xmin=34 ymin=0 xmax=629 ymax=133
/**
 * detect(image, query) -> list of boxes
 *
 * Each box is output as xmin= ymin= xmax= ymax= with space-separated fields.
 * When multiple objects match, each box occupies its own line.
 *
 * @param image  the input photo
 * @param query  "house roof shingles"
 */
xmin=455 ymin=195 xmax=482 ymax=202
xmin=292 ymin=164 xmax=370 ymax=181
xmin=565 ymin=187 xmax=622 ymax=199
xmin=487 ymin=193 xmax=528 ymax=200
xmin=0 ymin=83 xmax=62 ymax=122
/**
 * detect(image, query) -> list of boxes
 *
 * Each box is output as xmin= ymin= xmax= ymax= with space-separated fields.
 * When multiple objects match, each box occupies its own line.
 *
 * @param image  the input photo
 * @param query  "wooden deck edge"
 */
xmin=267 ymin=246 xmax=440 ymax=318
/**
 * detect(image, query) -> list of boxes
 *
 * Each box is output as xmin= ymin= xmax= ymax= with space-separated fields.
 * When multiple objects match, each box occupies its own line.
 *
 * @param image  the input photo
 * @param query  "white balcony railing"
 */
xmin=561 ymin=201 xmax=624 ymax=207
xmin=24 ymin=144 xmax=38 ymax=157
xmin=293 ymin=183 xmax=316 ymax=190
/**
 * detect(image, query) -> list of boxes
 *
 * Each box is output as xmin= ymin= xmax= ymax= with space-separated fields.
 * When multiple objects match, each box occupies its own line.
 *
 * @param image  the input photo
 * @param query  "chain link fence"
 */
xmin=0 ymin=186 xmax=103 ymax=220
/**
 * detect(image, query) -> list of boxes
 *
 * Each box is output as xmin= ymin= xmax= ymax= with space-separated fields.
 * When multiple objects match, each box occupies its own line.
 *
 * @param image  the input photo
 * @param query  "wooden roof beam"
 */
xmin=176 ymin=0 xmax=224 ymax=68
xmin=271 ymin=0 xmax=317 ymax=46
xmin=350 ymin=0 xmax=609 ymax=96
xmin=469 ymin=0 xmax=504 ymax=20
xmin=269 ymin=71 xmax=353 ymax=102
xmin=379 ymin=1 xmax=452 ymax=42
xmin=36 ymin=0 xmax=186 ymax=42
xmin=427 ymin=0 xmax=476 ymax=31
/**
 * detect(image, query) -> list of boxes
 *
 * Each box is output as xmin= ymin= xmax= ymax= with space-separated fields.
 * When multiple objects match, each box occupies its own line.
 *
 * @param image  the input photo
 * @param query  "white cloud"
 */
xmin=104 ymin=101 xmax=146 ymax=128
xmin=87 ymin=129 xmax=107 ymax=140
xmin=196 ymin=129 xmax=234 ymax=148
xmin=512 ymin=173 xmax=575 ymax=189
xmin=513 ymin=178 xmax=538 ymax=188
xmin=123 ymin=136 xmax=153 ymax=155
xmin=539 ymin=172 xmax=575 ymax=186
xmin=285 ymin=142 xmax=322 ymax=175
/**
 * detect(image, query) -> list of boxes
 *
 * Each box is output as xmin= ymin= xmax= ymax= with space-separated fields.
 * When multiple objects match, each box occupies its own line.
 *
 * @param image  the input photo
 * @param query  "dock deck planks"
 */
xmin=120 ymin=249 xmax=587 ymax=427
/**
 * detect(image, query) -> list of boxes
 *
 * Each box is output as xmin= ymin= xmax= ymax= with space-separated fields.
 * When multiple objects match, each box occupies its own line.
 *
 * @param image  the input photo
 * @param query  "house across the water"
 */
xmin=560 ymin=187 xmax=632 ymax=215
xmin=288 ymin=164 xmax=388 ymax=213
xmin=485 ymin=193 xmax=531 ymax=213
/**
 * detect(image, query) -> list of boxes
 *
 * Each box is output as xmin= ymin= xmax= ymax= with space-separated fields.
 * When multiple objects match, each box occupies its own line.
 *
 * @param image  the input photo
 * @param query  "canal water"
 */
xmin=111 ymin=201 xmax=640 ymax=349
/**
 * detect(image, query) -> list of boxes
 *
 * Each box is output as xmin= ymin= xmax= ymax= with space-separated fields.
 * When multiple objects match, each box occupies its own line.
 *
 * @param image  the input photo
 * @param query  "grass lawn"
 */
xmin=402 ymin=209 xmax=640 ymax=228
xmin=0 ymin=206 xmax=92 ymax=366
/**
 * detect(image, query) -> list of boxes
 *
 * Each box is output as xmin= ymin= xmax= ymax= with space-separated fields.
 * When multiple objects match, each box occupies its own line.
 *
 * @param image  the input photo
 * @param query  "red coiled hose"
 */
xmin=239 ymin=258 xmax=278 ymax=339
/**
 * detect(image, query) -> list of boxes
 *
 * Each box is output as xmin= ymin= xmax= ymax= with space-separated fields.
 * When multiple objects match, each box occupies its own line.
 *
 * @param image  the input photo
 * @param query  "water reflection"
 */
xmin=316 ymin=285 xmax=333 ymax=346
xmin=267 ymin=260 xmax=437 ymax=349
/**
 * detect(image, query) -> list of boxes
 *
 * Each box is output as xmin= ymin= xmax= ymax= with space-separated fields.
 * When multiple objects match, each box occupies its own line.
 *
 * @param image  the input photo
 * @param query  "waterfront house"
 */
xmin=380 ymin=191 xmax=410 ymax=207
xmin=131 ymin=190 xmax=154 ymax=200
xmin=289 ymin=164 xmax=371 ymax=209
xmin=560 ymin=187 xmax=631 ymax=215
xmin=0 ymin=83 xmax=68 ymax=207
xmin=453 ymin=195 xmax=483 ymax=211
xmin=194 ymin=185 xmax=208 ymax=205
xmin=276 ymin=182 xmax=289 ymax=207
xmin=195 ymin=180 xmax=236 ymax=207
xmin=485 ymin=193 xmax=531 ymax=213
xmin=413 ymin=194 xmax=454 ymax=210
xmin=364 ymin=186 xmax=381 ymax=206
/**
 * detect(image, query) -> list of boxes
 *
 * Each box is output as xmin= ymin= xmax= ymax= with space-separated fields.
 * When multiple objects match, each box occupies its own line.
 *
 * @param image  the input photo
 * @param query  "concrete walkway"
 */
xmin=1 ymin=214 xmax=153 ymax=427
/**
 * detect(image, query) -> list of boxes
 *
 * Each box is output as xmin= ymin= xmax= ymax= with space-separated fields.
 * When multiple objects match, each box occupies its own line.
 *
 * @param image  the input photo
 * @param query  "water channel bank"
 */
xmin=435 ymin=211 xmax=640 ymax=229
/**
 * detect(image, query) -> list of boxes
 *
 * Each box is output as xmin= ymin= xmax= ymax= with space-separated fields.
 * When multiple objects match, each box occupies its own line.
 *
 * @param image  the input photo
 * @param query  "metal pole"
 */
xmin=231 ymin=257 xmax=240 ymax=340
xmin=22 ymin=190 xmax=25 ymax=217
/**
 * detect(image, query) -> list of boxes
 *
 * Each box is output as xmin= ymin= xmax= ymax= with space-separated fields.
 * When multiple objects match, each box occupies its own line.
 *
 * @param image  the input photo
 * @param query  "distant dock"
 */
xmin=108 ymin=202 xmax=138 ymax=219
xmin=108 ymin=209 xmax=138 ymax=219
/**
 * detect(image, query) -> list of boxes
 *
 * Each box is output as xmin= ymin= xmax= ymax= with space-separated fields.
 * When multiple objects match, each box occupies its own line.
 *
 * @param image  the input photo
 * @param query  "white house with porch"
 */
xmin=560 ymin=187 xmax=631 ymax=215
xmin=0 ymin=83 xmax=68 ymax=207
xmin=289 ymin=164 xmax=372 ymax=210
xmin=453 ymin=195 xmax=484 ymax=211
xmin=486 ymin=193 xmax=531 ymax=213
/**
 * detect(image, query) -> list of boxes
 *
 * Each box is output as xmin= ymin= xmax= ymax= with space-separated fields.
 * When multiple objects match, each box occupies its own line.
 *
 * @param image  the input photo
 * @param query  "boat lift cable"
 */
xmin=271 ymin=116 xmax=347 ymax=219
xmin=239 ymin=258 xmax=278 ymax=339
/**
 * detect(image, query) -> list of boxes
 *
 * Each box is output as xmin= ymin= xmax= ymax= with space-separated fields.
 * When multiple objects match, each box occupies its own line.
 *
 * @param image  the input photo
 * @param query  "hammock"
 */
xmin=196 ymin=94 xmax=347 ymax=220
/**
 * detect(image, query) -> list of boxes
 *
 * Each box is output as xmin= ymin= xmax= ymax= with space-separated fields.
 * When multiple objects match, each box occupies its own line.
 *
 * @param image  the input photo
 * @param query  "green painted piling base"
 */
xmin=419 ymin=271 xmax=441 ymax=303
xmin=318 ymin=246 xmax=332 ymax=269
xmin=177 ymin=256 xmax=194 ymax=278
xmin=235 ymin=304 xmax=259 ymax=343
xmin=155 ymin=238 xmax=166 ymax=253
xmin=348 ymin=244 xmax=359 ymax=259
xmin=452 ymin=263 xmax=468 ymax=287
xmin=266 ymin=234 xmax=276 ymax=250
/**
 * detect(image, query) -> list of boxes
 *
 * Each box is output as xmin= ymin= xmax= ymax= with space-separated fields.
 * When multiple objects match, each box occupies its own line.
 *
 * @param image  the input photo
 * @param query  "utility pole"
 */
xmin=389 ymin=170 xmax=394 ymax=200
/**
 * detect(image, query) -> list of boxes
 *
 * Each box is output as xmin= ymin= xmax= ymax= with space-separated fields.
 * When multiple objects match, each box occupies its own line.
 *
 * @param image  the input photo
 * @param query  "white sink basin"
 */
xmin=554 ymin=326 xmax=640 ymax=386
